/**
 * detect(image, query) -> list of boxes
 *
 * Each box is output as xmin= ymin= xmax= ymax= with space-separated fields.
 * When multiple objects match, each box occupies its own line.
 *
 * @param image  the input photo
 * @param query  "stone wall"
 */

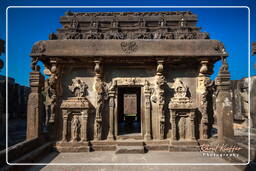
xmin=0 ymin=76 xmax=31 ymax=150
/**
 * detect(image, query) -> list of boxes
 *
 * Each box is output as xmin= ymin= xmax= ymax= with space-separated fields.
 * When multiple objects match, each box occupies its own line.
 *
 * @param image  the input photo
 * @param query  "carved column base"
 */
xmin=144 ymin=133 xmax=151 ymax=141
xmin=160 ymin=119 xmax=165 ymax=140
xmin=94 ymin=118 xmax=102 ymax=140
xmin=107 ymin=134 xmax=114 ymax=141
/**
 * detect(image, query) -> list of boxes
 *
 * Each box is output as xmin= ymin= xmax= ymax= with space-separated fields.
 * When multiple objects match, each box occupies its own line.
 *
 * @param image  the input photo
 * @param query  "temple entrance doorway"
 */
xmin=117 ymin=87 xmax=141 ymax=136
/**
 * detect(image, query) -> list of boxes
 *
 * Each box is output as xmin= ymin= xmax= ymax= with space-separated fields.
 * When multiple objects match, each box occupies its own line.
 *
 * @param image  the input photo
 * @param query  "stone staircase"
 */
xmin=115 ymin=140 xmax=145 ymax=154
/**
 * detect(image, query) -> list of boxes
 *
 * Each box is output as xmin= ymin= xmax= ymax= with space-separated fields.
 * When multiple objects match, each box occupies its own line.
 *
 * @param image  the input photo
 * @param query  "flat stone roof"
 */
xmin=30 ymin=39 xmax=227 ymax=60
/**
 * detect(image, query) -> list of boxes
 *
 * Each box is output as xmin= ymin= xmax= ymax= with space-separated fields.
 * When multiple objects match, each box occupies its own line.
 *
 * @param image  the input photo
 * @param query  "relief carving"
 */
xmin=44 ymin=78 xmax=57 ymax=125
xmin=44 ymin=64 xmax=58 ymax=124
xmin=171 ymin=79 xmax=191 ymax=104
xmin=120 ymin=41 xmax=138 ymax=54
xmin=69 ymin=79 xmax=88 ymax=97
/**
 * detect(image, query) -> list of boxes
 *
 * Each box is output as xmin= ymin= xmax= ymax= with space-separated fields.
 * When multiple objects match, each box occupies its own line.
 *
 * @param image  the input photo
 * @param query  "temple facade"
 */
xmin=27 ymin=11 xmax=234 ymax=152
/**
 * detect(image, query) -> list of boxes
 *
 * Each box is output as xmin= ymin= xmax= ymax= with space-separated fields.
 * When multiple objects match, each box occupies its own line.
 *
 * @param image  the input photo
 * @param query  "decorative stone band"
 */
xmin=53 ymin=11 xmax=208 ymax=40
xmin=30 ymin=40 xmax=228 ymax=59
xmin=60 ymin=97 xmax=89 ymax=109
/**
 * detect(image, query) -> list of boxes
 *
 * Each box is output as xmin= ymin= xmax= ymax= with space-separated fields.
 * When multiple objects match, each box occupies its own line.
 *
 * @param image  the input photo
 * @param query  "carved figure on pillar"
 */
xmin=156 ymin=59 xmax=166 ymax=139
xmin=107 ymin=80 xmax=117 ymax=140
xmin=44 ymin=78 xmax=57 ymax=127
xmin=197 ymin=60 xmax=212 ymax=139
xmin=94 ymin=60 xmax=106 ymax=140
xmin=71 ymin=115 xmax=81 ymax=142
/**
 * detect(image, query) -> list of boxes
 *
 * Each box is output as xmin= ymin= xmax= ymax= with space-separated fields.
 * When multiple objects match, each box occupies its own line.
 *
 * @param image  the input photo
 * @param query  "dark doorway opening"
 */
xmin=118 ymin=87 xmax=141 ymax=135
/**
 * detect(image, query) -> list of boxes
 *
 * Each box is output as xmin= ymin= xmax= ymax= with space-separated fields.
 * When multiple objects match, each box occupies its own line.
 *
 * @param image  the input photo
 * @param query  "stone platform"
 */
xmin=55 ymin=141 xmax=90 ymax=152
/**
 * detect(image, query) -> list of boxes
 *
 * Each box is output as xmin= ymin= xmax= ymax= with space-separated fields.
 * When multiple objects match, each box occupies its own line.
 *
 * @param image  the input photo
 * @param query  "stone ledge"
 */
xmin=55 ymin=141 xmax=90 ymax=152
xmin=145 ymin=145 xmax=169 ymax=151
xmin=91 ymin=145 xmax=116 ymax=151
xmin=55 ymin=146 xmax=90 ymax=152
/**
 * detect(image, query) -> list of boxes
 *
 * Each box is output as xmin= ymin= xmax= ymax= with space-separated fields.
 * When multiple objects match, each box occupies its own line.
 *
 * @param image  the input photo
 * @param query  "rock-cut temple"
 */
xmin=27 ymin=11 xmax=234 ymax=152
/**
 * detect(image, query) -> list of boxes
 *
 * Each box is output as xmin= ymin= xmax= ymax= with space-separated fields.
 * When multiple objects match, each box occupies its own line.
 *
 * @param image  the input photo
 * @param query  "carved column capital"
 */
xmin=199 ymin=60 xmax=208 ymax=76
xmin=156 ymin=59 xmax=164 ymax=75
xmin=94 ymin=59 xmax=102 ymax=78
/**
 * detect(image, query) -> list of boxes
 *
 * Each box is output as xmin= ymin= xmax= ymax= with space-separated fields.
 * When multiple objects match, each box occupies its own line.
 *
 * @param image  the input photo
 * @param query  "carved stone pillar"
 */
xmin=215 ymin=57 xmax=234 ymax=142
xmin=94 ymin=59 xmax=104 ymax=140
xmin=197 ymin=60 xmax=210 ymax=139
xmin=62 ymin=110 xmax=68 ymax=142
xmin=26 ymin=57 xmax=44 ymax=140
xmin=48 ymin=63 xmax=58 ymax=123
xmin=156 ymin=59 xmax=165 ymax=139
xmin=107 ymin=90 xmax=115 ymax=140
xmin=81 ymin=110 xmax=88 ymax=142
xmin=144 ymin=80 xmax=151 ymax=140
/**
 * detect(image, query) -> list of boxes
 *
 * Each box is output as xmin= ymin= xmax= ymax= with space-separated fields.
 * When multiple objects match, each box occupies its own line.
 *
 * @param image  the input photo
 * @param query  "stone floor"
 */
xmin=28 ymin=151 xmax=245 ymax=171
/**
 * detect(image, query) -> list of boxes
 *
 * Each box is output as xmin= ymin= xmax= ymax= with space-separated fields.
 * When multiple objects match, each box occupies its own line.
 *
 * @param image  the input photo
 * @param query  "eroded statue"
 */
xmin=71 ymin=115 xmax=81 ymax=142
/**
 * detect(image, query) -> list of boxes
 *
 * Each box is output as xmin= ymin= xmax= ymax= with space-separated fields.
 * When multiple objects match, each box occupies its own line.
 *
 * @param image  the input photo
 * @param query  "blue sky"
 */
xmin=0 ymin=0 xmax=255 ymax=86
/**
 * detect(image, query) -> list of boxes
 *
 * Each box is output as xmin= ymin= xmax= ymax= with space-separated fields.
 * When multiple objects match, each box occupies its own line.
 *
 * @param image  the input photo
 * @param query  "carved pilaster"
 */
xmin=144 ymin=80 xmax=151 ymax=140
xmin=171 ymin=111 xmax=176 ymax=141
xmin=215 ymin=57 xmax=234 ymax=142
xmin=81 ymin=110 xmax=88 ymax=142
xmin=190 ymin=110 xmax=196 ymax=140
xmin=62 ymin=110 xmax=68 ymax=142
xmin=107 ymin=91 xmax=115 ymax=140
xmin=27 ymin=57 xmax=44 ymax=140
xmin=156 ymin=59 xmax=165 ymax=139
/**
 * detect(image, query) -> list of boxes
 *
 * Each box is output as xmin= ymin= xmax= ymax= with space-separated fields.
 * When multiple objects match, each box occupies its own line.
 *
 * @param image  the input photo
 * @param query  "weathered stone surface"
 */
xmin=26 ymin=71 xmax=44 ymax=140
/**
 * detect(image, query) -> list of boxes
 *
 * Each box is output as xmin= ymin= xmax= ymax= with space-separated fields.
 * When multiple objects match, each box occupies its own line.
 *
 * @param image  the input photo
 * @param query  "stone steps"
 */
xmin=115 ymin=145 xmax=145 ymax=154
xmin=115 ymin=139 xmax=145 ymax=154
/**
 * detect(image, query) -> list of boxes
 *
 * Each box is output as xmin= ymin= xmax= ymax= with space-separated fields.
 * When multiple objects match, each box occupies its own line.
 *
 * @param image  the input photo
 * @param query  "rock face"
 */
xmin=0 ymin=76 xmax=30 ymax=150
xmin=27 ymin=11 xmax=233 ymax=151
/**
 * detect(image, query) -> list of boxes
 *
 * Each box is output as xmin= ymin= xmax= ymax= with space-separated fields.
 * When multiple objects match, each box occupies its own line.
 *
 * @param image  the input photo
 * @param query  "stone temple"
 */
xmin=26 ymin=11 xmax=234 ymax=152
